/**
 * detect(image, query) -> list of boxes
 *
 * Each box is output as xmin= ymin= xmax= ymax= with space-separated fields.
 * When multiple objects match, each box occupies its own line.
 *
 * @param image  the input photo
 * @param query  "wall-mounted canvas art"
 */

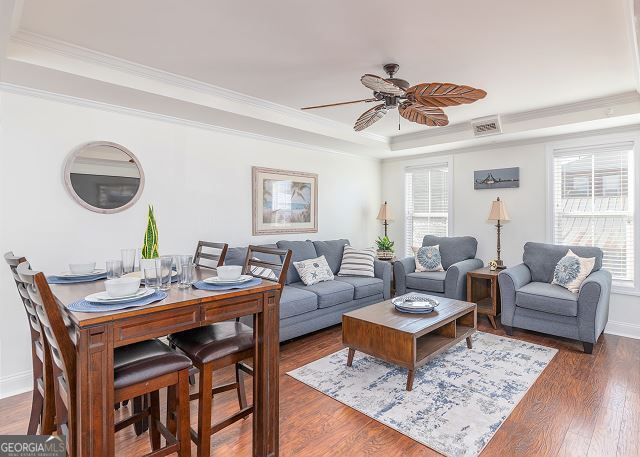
xmin=252 ymin=167 xmax=318 ymax=235
xmin=474 ymin=167 xmax=520 ymax=189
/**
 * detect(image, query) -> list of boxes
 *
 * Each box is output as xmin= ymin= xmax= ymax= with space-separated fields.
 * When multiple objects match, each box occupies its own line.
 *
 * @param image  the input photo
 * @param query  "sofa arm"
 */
xmin=393 ymin=257 xmax=416 ymax=295
xmin=577 ymin=269 xmax=612 ymax=344
xmin=374 ymin=260 xmax=393 ymax=300
xmin=498 ymin=263 xmax=532 ymax=326
xmin=444 ymin=258 xmax=484 ymax=300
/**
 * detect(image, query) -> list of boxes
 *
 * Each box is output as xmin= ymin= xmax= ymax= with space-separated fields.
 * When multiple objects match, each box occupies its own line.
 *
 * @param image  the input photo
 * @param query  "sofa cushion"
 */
xmin=313 ymin=239 xmax=349 ymax=274
xmin=338 ymin=246 xmax=376 ymax=277
xmin=276 ymin=240 xmax=318 ymax=284
xmin=334 ymin=276 xmax=383 ymax=299
xmin=290 ymin=280 xmax=354 ymax=308
xmin=516 ymin=282 xmax=578 ymax=317
xmin=224 ymin=244 xmax=279 ymax=266
xmin=279 ymin=286 xmax=318 ymax=319
xmin=405 ymin=271 xmax=446 ymax=293
xmin=422 ymin=235 xmax=477 ymax=270
xmin=523 ymin=242 xmax=602 ymax=283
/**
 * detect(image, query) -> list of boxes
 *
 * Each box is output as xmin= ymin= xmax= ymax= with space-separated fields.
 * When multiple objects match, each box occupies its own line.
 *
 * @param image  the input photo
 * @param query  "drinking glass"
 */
xmin=159 ymin=256 xmax=173 ymax=291
xmin=144 ymin=265 xmax=161 ymax=292
xmin=106 ymin=259 xmax=123 ymax=279
xmin=121 ymin=249 xmax=136 ymax=274
xmin=178 ymin=257 xmax=196 ymax=289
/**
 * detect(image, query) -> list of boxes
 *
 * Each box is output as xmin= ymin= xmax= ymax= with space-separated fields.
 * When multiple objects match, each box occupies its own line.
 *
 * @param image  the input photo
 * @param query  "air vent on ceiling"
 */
xmin=471 ymin=115 xmax=502 ymax=137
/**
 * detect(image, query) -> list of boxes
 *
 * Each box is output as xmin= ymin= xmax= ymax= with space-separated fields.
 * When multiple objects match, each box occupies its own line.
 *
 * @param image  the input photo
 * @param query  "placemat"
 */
xmin=47 ymin=272 xmax=107 ymax=284
xmin=66 ymin=291 xmax=167 ymax=313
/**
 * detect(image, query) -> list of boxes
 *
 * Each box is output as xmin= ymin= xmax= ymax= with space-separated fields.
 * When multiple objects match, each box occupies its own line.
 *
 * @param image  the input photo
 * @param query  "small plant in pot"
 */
xmin=140 ymin=205 xmax=159 ymax=270
xmin=375 ymin=235 xmax=395 ymax=260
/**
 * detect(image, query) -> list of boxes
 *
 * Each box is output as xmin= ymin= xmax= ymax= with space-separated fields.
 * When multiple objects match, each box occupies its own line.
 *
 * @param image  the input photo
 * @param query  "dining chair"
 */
xmin=4 ymin=252 xmax=56 ymax=435
xmin=168 ymin=245 xmax=292 ymax=457
xmin=193 ymin=241 xmax=228 ymax=269
xmin=15 ymin=261 xmax=193 ymax=457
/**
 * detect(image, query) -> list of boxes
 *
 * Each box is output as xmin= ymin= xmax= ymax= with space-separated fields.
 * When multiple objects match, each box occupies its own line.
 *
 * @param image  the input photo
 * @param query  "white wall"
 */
xmin=382 ymin=130 xmax=640 ymax=341
xmin=0 ymin=91 xmax=381 ymax=397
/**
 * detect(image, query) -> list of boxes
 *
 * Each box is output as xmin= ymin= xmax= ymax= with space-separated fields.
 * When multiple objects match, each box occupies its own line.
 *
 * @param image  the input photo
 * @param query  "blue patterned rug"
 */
xmin=287 ymin=332 xmax=556 ymax=457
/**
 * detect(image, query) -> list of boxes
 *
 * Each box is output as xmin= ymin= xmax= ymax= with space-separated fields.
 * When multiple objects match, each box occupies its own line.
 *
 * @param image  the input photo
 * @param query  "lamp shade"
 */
xmin=377 ymin=201 xmax=393 ymax=221
xmin=487 ymin=197 xmax=510 ymax=221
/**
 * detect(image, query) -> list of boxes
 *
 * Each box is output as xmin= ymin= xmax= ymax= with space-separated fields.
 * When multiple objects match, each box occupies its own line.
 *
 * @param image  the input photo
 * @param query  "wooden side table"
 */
xmin=466 ymin=267 xmax=501 ymax=329
xmin=377 ymin=256 xmax=397 ymax=295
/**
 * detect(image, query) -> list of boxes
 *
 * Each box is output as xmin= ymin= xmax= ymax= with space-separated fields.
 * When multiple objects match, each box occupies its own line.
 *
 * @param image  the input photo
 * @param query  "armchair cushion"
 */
xmin=406 ymin=271 xmax=446 ymax=293
xmin=523 ymin=242 xmax=602 ymax=283
xmin=422 ymin=235 xmax=478 ymax=270
xmin=516 ymin=282 xmax=578 ymax=317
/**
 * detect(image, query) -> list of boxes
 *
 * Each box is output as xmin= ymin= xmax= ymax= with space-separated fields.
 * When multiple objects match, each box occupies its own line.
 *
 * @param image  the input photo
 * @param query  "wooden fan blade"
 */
xmin=354 ymin=103 xmax=387 ymax=131
xmin=361 ymin=74 xmax=405 ymax=96
xmin=406 ymin=83 xmax=487 ymax=108
xmin=301 ymin=98 xmax=377 ymax=110
xmin=399 ymin=102 xmax=449 ymax=127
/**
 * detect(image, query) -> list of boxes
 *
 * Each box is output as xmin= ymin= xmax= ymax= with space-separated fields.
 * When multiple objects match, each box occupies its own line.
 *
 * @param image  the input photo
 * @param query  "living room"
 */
xmin=0 ymin=1 xmax=639 ymax=456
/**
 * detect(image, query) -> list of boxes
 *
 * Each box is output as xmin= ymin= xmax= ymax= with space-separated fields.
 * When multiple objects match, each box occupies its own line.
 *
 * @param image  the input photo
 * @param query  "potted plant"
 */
xmin=140 ymin=205 xmax=159 ymax=270
xmin=375 ymin=235 xmax=395 ymax=260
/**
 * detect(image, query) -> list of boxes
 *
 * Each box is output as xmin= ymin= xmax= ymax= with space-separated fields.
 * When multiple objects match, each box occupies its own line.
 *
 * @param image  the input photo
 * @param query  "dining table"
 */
xmin=49 ymin=267 xmax=282 ymax=457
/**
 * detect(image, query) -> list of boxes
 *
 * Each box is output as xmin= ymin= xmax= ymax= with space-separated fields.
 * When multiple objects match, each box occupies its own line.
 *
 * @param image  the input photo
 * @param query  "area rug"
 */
xmin=287 ymin=332 xmax=557 ymax=457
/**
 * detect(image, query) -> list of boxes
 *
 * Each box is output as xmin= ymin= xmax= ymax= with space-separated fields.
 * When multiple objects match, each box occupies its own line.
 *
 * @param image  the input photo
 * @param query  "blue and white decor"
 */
xmin=552 ymin=249 xmax=595 ymax=293
xmin=413 ymin=245 xmax=444 ymax=272
xmin=288 ymin=332 xmax=556 ymax=457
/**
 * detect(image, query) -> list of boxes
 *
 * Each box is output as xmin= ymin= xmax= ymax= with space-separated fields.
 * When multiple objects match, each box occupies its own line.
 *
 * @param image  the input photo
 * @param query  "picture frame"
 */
xmin=474 ymin=167 xmax=520 ymax=189
xmin=252 ymin=166 xmax=318 ymax=235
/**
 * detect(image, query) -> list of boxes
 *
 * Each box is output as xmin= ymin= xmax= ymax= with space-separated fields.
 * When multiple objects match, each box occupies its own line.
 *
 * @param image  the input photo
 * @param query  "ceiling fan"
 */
xmin=301 ymin=64 xmax=487 ymax=131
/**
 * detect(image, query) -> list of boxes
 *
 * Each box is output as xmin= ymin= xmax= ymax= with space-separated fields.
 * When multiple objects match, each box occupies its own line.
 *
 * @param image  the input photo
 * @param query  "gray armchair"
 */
xmin=394 ymin=235 xmax=483 ymax=300
xmin=499 ymin=242 xmax=611 ymax=354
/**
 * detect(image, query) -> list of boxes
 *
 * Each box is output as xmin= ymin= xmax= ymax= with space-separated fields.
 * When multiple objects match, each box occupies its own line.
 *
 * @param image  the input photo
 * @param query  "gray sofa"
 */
xmin=225 ymin=239 xmax=392 ymax=342
xmin=499 ymin=242 xmax=611 ymax=353
xmin=394 ymin=235 xmax=483 ymax=300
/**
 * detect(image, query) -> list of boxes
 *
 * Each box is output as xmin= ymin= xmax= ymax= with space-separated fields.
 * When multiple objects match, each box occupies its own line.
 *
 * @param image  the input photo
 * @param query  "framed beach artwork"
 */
xmin=252 ymin=167 xmax=318 ymax=235
xmin=474 ymin=167 xmax=520 ymax=189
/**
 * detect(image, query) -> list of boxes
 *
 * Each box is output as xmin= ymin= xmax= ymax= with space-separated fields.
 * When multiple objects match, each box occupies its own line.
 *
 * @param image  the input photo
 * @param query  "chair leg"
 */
xmin=132 ymin=396 xmax=147 ymax=436
xmin=583 ymin=342 xmax=594 ymax=354
xmin=197 ymin=364 xmax=213 ymax=457
xmin=166 ymin=384 xmax=177 ymax=435
xmin=235 ymin=363 xmax=247 ymax=411
xmin=149 ymin=391 xmax=161 ymax=450
xmin=28 ymin=387 xmax=43 ymax=435
xmin=177 ymin=370 xmax=191 ymax=457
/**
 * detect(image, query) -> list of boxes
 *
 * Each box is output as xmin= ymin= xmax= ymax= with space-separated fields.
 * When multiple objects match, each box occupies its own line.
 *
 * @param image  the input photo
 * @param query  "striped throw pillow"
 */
xmin=338 ymin=246 xmax=375 ymax=277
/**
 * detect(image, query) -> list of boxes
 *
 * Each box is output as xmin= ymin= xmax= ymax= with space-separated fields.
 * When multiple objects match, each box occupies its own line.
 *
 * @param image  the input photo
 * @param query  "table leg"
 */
xmin=346 ymin=348 xmax=355 ymax=367
xmin=76 ymin=325 xmax=115 ymax=456
xmin=487 ymin=315 xmax=497 ymax=329
xmin=253 ymin=290 xmax=279 ymax=457
xmin=406 ymin=369 xmax=415 ymax=391
xmin=466 ymin=336 xmax=473 ymax=349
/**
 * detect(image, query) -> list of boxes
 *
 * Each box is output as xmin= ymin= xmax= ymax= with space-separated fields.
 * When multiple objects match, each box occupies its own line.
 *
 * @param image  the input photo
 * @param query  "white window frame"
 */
xmin=404 ymin=156 xmax=454 ymax=257
xmin=545 ymin=132 xmax=640 ymax=296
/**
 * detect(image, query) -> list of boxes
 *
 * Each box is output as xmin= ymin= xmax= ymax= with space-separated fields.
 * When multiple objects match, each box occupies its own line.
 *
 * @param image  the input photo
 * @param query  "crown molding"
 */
xmin=9 ymin=29 xmax=388 ymax=145
xmin=0 ymin=82 xmax=380 ymax=162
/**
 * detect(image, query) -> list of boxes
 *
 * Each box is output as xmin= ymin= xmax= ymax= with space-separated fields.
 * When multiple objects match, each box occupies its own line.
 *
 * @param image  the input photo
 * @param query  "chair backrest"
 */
xmin=421 ymin=235 xmax=478 ymax=270
xmin=193 ymin=241 xmax=228 ymax=269
xmin=242 ymin=245 xmax=292 ymax=287
xmin=16 ymin=261 xmax=77 ymax=449
xmin=523 ymin=241 xmax=603 ymax=283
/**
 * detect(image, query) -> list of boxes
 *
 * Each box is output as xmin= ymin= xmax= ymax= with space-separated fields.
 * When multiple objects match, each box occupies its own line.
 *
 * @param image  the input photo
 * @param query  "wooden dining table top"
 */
xmin=50 ymin=268 xmax=281 ymax=328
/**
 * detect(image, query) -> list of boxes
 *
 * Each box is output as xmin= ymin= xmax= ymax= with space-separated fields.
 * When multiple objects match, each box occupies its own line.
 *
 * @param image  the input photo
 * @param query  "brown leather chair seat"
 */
xmin=114 ymin=339 xmax=192 ymax=389
xmin=168 ymin=322 xmax=253 ymax=365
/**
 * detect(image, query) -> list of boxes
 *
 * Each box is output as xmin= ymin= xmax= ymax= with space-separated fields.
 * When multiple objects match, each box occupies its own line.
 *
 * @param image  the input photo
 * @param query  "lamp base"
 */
xmin=493 ymin=259 xmax=506 ymax=270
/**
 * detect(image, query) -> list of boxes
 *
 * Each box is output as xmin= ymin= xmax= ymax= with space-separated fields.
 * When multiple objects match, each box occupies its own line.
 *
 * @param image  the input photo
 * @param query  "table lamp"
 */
xmin=487 ymin=197 xmax=510 ymax=269
xmin=377 ymin=201 xmax=393 ymax=237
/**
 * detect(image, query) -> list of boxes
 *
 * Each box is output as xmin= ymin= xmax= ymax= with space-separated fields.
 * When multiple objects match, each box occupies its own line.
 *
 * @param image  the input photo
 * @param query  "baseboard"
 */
xmin=604 ymin=320 xmax=640 ymax=340
xmin=0 ymin=370 xmax=33 ymax=399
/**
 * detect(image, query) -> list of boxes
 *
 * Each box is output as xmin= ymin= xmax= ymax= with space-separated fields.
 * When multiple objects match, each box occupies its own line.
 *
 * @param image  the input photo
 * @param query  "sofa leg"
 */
xmin=503 ymin=325 xmax=513 ymax=336
xmin=582 ymin=342 xmax=594 ymax=354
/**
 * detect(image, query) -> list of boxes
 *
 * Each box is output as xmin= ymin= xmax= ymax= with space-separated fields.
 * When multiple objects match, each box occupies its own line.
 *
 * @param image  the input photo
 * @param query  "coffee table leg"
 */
xmin=406 ymin=369 xmax=415 ymax=391
xmin=466 ymin=336 xmax=473 ymax=349
xmin=346 ymin=348 xmax=355 ymax=367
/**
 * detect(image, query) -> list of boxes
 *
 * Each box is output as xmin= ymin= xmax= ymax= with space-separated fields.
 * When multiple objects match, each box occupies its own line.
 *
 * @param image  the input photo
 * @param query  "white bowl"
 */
xmin=105 ymin=277 xmax=141 ymax=298
xmin=216 ymin=265 xmax=243 ymax=281
xmin=69 ymin=262 xmax=96 ymax=275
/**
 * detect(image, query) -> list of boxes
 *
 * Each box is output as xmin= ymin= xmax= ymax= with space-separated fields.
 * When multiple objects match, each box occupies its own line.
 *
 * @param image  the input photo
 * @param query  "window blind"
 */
xmin=551 ymin=141 xmax=635 ymax=285
xmin=405 ymin=164 xmax=449 ymax=256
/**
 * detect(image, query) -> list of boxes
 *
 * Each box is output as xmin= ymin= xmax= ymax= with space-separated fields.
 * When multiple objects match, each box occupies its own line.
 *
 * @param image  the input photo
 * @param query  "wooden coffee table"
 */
xmin=342 ymin=296 xmax=477 ymax=391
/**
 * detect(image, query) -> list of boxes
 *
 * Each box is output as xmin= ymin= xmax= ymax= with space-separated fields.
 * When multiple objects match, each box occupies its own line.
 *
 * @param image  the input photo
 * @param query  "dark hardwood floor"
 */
xmin=0 ymin=320 xmax=638 ymax=456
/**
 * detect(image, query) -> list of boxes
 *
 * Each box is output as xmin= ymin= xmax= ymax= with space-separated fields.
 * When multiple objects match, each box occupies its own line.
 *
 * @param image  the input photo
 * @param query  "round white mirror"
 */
xmin=63 ymin=142 xmax=144 ymax=213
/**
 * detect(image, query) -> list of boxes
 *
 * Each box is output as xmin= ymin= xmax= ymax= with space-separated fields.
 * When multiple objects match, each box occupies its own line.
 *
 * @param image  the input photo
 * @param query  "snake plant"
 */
xmin=142 ymin=205 xmax=159 ymax=259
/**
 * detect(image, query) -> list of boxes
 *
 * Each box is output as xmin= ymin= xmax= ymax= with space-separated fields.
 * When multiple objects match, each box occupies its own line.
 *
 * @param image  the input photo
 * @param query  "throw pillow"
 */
xmin=413 ymin=245 xmax=444 ymax=272
xmin=551 ymin=249 xmax=596 ymax=293
xmin=250 ymin=257 xmax=277 ymax=280
xmin=338 ymin=246 xmax=375 ymax=277
xmin=293 ymin=255 xmax=334 ymax=286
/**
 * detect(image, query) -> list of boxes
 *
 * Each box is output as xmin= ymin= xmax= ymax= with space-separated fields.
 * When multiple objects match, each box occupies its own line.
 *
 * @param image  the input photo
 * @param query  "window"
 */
xmin=405 ymin=163 xmax=450 ymax=256
xmin=550 ymin=139 xmax=636 ymax=288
